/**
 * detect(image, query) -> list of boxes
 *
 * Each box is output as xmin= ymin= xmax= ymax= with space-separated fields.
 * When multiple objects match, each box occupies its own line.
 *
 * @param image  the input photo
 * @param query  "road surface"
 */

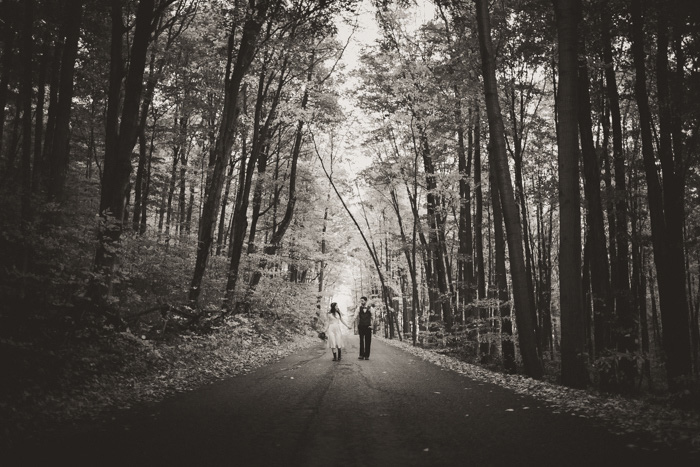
xmin=6 ymin=337 xmax=694 ymax=466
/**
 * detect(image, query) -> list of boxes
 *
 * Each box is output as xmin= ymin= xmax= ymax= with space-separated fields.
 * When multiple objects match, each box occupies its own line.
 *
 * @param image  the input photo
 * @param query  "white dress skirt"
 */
xmin=326 ymin=313 xmax=345 ymax=349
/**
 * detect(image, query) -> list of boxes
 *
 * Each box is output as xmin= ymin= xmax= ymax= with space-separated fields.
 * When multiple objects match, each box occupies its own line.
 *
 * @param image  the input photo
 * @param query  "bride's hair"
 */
xmin=329 ymin=302 xmax=339 ymax=316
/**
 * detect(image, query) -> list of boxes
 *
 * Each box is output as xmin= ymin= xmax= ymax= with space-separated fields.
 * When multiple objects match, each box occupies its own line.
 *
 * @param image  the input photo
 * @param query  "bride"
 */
xmin=324 ymin=302 xmax=351 ymax=361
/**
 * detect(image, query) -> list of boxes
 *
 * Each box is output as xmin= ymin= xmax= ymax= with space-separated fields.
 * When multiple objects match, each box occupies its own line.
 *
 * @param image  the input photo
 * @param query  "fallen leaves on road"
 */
xmin=380 ymin=337 xmax=700 ymax=455
xmin=1 ymin=316 xmax=318 ymax=451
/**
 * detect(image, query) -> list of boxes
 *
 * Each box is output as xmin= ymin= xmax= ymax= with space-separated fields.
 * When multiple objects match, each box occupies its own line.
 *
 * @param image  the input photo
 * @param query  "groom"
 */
xmin=353 ymin=296 xmax=374 ymax=360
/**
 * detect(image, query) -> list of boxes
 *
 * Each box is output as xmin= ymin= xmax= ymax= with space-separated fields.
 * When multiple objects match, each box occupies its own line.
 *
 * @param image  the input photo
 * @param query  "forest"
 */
xmin=1 ymin=0 xmax=699 ymax=439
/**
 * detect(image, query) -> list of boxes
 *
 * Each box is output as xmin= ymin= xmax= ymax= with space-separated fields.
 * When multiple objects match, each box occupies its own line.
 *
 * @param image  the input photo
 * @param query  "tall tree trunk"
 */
xmin=508 ymin=87 xmax=539 ymax=351
xmin=32 ymin=37 xmax=50 ymax=192
xmin=457 ymin=100 xmax=473 ymax=318
xmin=178 ymin=160 xmax=187 ymax=237
xmin=189 ymin=1 xmax=270 ymax=305
xmin=638 ymin=253 xmax=652 ymax=388
xmin=388 ymin=180 xmax=417 ymax=335
xmin=139 ymin=122 xmax=155 ymax=235
xmin=318 ymin=198 xmax=329 ymax=313
xmin=539 ymin=201 xmax=554 ymax=355
xmin=582 ymin=235 xmax=594 ymax=360
xmin=94 ymin=0 xmax=154 ymax=304
xmin=553 ymin=0 xmax=588 ymax=388
xmin=416 ymin=121 xmax=453 ymax=328
xmin=228 ymin=56 xmax=287 ymax=309
xmin=474 ymin=104 xmax=486 ymax=301
xmin=247 ymin=140 xmax=270 ymax=255
xmin=631 ymin=0 xmax=691 ymax=389
xmin=655 ymin=0 xmax=692 ymax=387
xmin=405 ymin=175 xmax=438 ymax=322
xmin=134 ymin=127 xmax=148 ymax=230
xmin=216 ymin=157 xmax=237 ymax=255
xmin=20 ymin=0 xmax=33 ymax=223
xmin=186 ymin=169 xmax=195 ymax=234
xmin=132 ymin=50 xmax=159 ymax=232
xmin=476 ymin=0 xmax=543 ymax=379
xmin=47 ymin=0 xmax=83 ymax=200
xmin=246 ymin=61 xmax=280 ymax=257
xmin=601 ymin=0 xmax=633 ymax=364
xmin=244 ymin=59 xmax=305 ymax=299
xmin=15 ymin=0 xmax=33 ymax=302
xmin=165 ymin=146 xmax=180 ymax=240
xmin=4 ymin=104 xmax=21 ymax=178
xmin=0 ymin=5 xmax=16 ymax=162
xmin=578 ymin=40 xmax=614 ymax=366
xmin=400 ymin=271 xmax=410 ymax=334
xmin=491 ymin=167 xmax=516 ymax=373
xmin=85 ymin=96 xmax=99 ymax=180
xmin=42 ymin=39 xmax=62 ymax=183
xmin=158 ymin=179 xmax=167 ymax=233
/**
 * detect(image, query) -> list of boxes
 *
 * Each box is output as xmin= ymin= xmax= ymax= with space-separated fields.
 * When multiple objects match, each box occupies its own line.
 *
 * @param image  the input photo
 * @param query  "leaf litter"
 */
xmin=380 ymin=337 xmax=700 ymax=455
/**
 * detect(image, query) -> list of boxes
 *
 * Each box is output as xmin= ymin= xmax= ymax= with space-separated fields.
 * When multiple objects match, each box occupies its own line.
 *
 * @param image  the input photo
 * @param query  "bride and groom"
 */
xmin=322 ymin=296 xmax=374 ymax=361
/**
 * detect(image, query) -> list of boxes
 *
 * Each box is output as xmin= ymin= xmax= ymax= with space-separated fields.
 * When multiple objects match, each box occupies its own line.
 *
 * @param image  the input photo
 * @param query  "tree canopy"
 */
xmin=1 ymin=0 xmax=699 ymax=397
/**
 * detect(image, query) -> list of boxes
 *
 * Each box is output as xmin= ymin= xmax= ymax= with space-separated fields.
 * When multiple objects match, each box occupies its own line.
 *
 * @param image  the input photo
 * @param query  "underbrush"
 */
xmin=0 ymin=171 xmax=322 ymax=450
xmin=410 ymin=320 xmax=698 ymax=407
xmin=0 ymin=312 xmax=317 ymax=450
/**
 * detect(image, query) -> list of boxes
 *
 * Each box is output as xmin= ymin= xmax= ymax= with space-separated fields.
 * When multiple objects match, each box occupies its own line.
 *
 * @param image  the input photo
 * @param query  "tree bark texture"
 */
xmin=473 ymin=105 xmax=486 ymax=301
xmin=94 ymin=0 xmax=154 ymax=300
xmin=132 ymin=50 xmax=159 ymax=232
xmin=490 ymin=167 xmax=516 ymax=373
xmin=0 ymin=2 xmax=17 ymax=162
xmin=416 ymin=121 xmax=454 ymax=328
xmin=475 ymin=0 xmax=543 ymax=379
xmin=553 ymin=0 xmax=588 ymax=388
xmin=42 ymin=39 xmax=62 ymax=184
xmin=20 ymin=0 xmax=33 ymax=222
xmin=654 ymin=0 xmax=692 ymax=387
xmin=631 ymin=0 xmax=691 ymax=389
xmin=577 ymin=39 xmax=613 ymax=360
xmin=601 ymin=0 xmax=633 ymax=359
xmin=456 ymin=99 xmax=473 ymax=316
xmin=47 ymin=0 xmax=83 ymax=200
xmin=32 ymin=36 xmax=50 ymax=192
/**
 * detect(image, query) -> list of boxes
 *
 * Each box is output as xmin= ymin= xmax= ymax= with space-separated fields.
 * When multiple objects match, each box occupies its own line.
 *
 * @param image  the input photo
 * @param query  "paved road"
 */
xmin=6 ymin=338 xmax=694 ymax=466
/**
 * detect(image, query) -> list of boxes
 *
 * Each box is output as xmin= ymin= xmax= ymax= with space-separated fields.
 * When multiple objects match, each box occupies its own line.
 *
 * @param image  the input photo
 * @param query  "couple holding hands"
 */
xmin=323 ymin=296 xmax=374 ymax=362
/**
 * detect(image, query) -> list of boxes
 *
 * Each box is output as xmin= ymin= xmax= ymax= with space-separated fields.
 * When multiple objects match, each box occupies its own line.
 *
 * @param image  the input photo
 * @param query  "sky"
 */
xmin=331 ymin=0 xmax=437 ymax=176
xmin=335 ymin=0 xmax=381 ymax=68
xmin=335 ymin=0 xmax=436 ymax=74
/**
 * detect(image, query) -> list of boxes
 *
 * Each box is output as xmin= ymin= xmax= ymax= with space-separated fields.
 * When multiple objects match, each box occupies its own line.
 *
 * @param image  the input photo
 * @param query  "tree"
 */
xmin=315 ymin=134 xmax=402 ymax=341
xmin=19 ymin=0 xmax=33 ymax=223
xmin=0 ymin=0 xmax=18 ymax=164
xmin=631 ymin=0 xmax=692 ymax=389
xmin=552 ymin=0 xmax=588 ymax=388
xmin=578 ymin=32 xmax=614 ymax=366
xmin=600 ymin=0 xmax=633 ymax=377
xmin=475 ymin=0 xmax=543 ymax=379
xmin=189 ymin=0 xmax=272 ymax=306
xmin=94 ymin=0 xmax=182 ymax=304
xmin=47 ymin=0 xmax=84 ymax=200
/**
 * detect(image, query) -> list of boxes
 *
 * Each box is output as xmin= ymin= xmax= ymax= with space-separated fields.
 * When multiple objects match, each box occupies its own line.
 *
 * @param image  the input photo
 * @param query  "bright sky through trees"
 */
xmin=333 ymin=0 xmax=435 ymax=176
